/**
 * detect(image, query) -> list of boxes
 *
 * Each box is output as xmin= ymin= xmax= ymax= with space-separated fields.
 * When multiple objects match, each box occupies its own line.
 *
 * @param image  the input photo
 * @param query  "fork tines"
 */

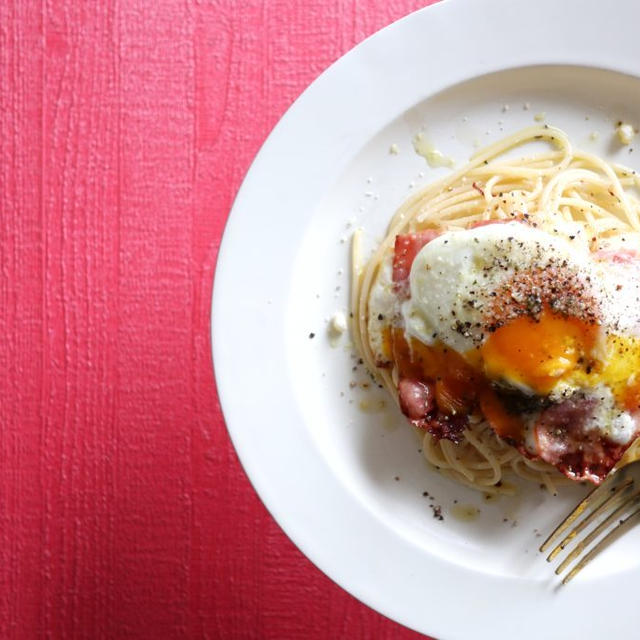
xmin=539 ymin=463 xmax=640 ymax=584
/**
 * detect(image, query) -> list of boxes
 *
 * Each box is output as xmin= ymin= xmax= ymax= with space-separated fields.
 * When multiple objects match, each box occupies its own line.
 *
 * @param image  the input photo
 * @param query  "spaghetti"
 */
xmin=351 ymin=125 xmax=640 ymax=494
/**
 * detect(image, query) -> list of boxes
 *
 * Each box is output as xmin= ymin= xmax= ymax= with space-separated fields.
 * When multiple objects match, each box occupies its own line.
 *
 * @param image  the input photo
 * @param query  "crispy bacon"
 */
xmin=397 ymin=377 xmax=467 ymax=443
xmin=593 ymin=248 xmax=640 ymax=264
xmin=392 ymin=230 xmax=439 ymax=292
xmin=398 ymin=378 xmax=435 ymax=420
xmin=534 ymin=394 xmax=636 ymax=483
xmin=424 ymin=413 xmax=468 ymax=444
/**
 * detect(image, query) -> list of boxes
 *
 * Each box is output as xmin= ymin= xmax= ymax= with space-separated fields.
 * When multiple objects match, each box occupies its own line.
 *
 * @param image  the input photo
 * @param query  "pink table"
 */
xmin=2 ymin=1 xmax=437 ymax=637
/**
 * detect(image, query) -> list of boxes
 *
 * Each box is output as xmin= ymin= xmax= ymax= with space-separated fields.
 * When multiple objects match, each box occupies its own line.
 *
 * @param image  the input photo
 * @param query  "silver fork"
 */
xmin=539 ymin=459 xmax=640 ymax=584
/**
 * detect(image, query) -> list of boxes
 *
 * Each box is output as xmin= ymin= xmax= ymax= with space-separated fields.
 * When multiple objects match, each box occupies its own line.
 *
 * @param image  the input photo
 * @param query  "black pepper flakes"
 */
xmin=431 ymin=505 xmax=444 ymax=521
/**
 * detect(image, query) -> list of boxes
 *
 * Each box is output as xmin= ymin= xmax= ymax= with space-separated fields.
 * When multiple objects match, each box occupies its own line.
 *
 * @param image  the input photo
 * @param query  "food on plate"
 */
xmin=351 ymin=126 xmax=640 ymax=493
xmin=616 ymin=121 xmax=636 ymax=145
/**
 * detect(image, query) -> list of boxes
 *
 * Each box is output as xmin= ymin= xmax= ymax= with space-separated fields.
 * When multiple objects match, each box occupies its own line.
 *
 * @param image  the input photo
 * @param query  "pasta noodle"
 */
xmin=351 ymin=125 xmax=640 ymax=494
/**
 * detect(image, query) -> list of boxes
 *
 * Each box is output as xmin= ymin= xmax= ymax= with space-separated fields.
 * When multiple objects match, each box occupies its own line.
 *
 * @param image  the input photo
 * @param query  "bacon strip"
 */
xmin=534 ymin=395 xmax=636 ymax=483
xmin=397 ymin=377 xmax=467 ymax=443
xmin=398 ymin=378 xmax=435 ymax=420
xmin=593 ymin=248 xmax=640 ymax=264
xmin=392 ymin=230 xmax=439 ymax=288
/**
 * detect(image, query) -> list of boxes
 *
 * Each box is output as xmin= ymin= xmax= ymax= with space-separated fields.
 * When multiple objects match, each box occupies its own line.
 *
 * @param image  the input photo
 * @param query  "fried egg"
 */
xmin=367 ymin=220 xmax=640 ymax=480
xmin=402 ymin=222 xmax=640 ymax=406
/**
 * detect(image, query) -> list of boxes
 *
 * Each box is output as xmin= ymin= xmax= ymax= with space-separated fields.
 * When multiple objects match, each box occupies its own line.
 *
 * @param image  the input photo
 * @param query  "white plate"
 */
xmin=212 ymin=1 xmax=640 ymax=638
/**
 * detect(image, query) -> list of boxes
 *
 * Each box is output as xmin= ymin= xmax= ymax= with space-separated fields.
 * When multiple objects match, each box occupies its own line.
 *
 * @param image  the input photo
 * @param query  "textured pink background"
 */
xmin=1 ymin=1 xmax=439 ymax=637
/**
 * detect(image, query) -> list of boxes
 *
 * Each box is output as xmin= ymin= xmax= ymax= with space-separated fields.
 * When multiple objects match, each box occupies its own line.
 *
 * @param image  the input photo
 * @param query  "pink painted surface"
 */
xmin=1 ymin=1 xmax=438 ymax=637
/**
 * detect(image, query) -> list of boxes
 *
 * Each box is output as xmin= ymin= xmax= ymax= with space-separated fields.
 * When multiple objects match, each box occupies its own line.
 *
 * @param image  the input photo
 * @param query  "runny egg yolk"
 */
xmin=479 ymin=309 xmax=598 ymax=394
xmin=600 ymin=334 xmax=640 ymax=412
xmin=478 ymin=309 xmax=640 ymax=406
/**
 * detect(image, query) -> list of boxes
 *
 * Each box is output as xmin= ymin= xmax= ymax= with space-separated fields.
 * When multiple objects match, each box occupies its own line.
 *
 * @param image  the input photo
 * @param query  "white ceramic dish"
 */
xmin=212 ymin=1 xmax=640 ymax=637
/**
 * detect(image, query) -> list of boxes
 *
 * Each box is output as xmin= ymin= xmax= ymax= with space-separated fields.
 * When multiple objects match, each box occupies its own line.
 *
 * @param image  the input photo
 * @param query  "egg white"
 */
xmin=402 ymin=222 xmax=595 ymax=353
